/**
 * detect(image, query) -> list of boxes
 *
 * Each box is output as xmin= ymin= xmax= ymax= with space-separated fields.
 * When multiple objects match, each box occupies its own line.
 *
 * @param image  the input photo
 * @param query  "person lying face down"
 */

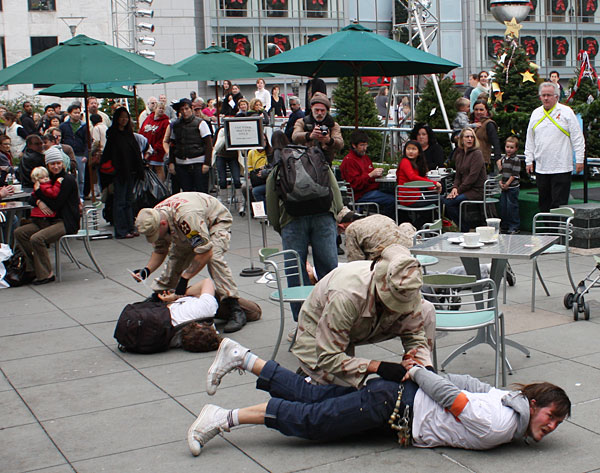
xmin=187 ymin=338 xmax=570 ymax=455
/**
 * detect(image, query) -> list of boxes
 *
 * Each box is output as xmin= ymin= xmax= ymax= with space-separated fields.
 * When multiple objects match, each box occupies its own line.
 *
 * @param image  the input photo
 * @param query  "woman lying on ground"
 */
xmin=187 ymin=338 xmax=571 ymax=456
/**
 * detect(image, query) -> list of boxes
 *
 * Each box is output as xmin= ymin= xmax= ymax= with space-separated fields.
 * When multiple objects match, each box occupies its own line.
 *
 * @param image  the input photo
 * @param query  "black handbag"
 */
xmin=4 ymin=248 xmax=33 ymax=287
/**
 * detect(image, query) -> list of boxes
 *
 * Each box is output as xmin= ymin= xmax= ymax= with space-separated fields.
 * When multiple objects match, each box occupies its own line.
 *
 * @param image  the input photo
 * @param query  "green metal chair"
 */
xmin=531 ymin=207 xmax=575 ymax=312
xmin=396 ymin=181 xmax=441 ymax=226
xmin=412 ymin=219 xmax=442 ymax=273
xmin=458 ymin=175 xmax=501 ymax=231
xmin=259 ymin=248 xmax=314 ymax=360
xmin=422 ymin=273 xmax=506 ymax=387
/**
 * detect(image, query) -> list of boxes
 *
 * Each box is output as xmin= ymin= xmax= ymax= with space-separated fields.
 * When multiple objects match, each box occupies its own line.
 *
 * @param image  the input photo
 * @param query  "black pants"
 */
xmin=535 ymin=172 xmax=572 ymax=213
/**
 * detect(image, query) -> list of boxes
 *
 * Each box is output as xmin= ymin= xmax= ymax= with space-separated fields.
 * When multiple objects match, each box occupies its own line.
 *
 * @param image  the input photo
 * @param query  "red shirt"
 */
xmin=140 ymin=112 xmax=170 ymax=163
xmin=396 ymin=158 xmax=436 ymax=205
xmin=340 ymin=149 xmax=379 ymax=200
xmin=31 ymin=180 xmax=61 ymax=218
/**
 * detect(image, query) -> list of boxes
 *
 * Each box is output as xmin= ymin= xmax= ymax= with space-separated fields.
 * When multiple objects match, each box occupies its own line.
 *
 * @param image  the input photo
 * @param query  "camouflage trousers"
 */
xmin=151 ymin=227 xmax=239 ymax=299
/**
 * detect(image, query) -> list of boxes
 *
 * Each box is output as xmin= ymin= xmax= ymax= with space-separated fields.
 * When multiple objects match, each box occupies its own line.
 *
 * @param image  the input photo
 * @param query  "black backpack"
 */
xmin=274 ymin=145 xmax=332 ymax=217
xmin=114 ymin=301 xmax=175 ymax=354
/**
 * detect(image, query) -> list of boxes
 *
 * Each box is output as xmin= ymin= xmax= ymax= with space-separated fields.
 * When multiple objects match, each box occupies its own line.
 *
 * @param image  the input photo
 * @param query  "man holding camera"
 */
xmin=292 ymin=92 xmax=343 ymax=164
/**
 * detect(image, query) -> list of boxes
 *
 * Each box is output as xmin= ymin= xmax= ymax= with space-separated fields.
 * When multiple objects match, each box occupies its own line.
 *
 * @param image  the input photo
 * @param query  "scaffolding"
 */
xmin=111 ymin=0 xmax=136 ymax=51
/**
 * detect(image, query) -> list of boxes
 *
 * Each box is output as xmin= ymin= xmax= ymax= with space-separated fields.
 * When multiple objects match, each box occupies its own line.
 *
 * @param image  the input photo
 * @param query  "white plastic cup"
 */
xmin=463 ymin=233 xmax=481 ymax=246
xmin=486 ymin=218 xmax=501 ymax=238
xmin=476 ymin=226 xmax=495 ymax=241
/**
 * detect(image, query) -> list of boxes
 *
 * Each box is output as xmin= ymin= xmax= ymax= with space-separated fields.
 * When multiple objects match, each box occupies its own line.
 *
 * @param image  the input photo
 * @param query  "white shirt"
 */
xmin=169 ymin=293 xmax=218 ymax=326
xmin=412 ymin=387 xmax=519 ymax=450
xmin=255 ymin=88 xmax=271 ymax=112
xmin=524 ymin=102 xmax=585 ymax=174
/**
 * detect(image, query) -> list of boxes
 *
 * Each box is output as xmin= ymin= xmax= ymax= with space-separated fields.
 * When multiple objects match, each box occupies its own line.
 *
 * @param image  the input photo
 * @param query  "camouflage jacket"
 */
xmin=292 ymin=260 xmax=432 ymax=388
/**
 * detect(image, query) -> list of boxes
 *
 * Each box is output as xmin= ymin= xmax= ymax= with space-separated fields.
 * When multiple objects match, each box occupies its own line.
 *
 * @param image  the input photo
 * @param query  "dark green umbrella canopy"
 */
xmin=172 ymin=45 xmax=274 ymax=81
xmin=38 ymin=83 xmax=134 ymax=98
xmin=256 ymin=23 xmax=459 ymax=77
xmin=0 ymin=34 xmax=185 ymax=86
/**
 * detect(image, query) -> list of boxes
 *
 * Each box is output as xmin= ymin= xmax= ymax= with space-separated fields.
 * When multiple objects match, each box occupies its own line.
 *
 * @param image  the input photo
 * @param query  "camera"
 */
xmin=319 ymin=125 xmax=329 ymax=136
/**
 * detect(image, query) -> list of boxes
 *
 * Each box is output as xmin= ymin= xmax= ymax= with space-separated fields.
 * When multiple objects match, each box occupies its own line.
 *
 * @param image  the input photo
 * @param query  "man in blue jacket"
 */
xmin=59 ymin=104 xmax=88 ymax=199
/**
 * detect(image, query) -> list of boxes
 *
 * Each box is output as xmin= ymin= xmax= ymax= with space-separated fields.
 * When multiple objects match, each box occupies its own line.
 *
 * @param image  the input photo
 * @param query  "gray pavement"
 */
xmin=1 ymin=212 xmax=600 ymax=473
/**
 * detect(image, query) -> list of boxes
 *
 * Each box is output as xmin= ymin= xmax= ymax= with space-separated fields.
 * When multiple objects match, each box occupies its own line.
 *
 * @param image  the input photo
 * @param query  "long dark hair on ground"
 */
xmin=513 ymin=382 xmax=571 ymax=418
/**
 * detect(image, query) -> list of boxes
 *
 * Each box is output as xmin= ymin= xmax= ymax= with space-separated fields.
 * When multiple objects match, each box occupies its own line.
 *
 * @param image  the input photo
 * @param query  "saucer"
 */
xmin=460 ymin=242 xmax=484 ymax=249
xmin=480 ymin=238 xmax=498 ymax=244
xmin=448 ymin=236 xmax=464 ymax=244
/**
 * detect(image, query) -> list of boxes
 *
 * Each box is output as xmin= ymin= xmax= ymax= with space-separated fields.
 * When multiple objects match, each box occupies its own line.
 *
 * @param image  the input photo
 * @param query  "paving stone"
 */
xmin=0 ymin=423 xmax=65 ymax=472
xmin=0 ymin=310 xmax=77 ymax=337
xmin=0 ymin=389 xmax=36 ymax=429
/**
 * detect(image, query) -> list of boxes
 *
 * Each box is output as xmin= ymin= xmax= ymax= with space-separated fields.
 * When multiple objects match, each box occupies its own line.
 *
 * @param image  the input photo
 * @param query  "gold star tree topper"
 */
xmin=504 ymin=17 xmax=523 ymax=38
xmin=520 ymin=70 xmax=535 ymax=83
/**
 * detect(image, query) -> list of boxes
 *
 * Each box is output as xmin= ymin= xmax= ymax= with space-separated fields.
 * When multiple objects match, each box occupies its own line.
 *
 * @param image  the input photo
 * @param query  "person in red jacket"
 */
xmin=340 ymin=130 xmax=395 ymax=219
xmin=396 ymin=140 xmax=441 ymax=228
xmin=140 ymin=102 xmax=170 ymax=182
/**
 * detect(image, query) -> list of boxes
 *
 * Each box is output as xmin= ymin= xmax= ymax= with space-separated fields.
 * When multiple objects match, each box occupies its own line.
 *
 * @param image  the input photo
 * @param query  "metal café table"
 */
xmin=410 ymin=232 xmax=558 ymax=373
xmin=0 ymin=201 xmax=33 ymax=247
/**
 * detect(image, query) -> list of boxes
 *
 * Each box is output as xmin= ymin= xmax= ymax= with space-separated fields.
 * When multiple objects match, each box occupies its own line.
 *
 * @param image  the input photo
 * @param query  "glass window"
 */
xmin=28 ymin=0 xmax=56 ymax=11
xmin=30 ymin=36 xmax=58 ymax=87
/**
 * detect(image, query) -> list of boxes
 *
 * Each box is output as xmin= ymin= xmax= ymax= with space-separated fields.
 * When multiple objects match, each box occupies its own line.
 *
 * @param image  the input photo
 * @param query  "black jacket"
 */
xmin=31 ymin=171 xmax=80 ymax=234
xmin=19 ymin=147 xmax=45 ymax=189
xmin=21 ymin=112 xmax=38 ymax=136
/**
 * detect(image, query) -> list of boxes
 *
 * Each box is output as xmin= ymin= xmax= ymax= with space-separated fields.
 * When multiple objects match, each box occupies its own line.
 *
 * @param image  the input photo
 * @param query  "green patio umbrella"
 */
xmin=0 ymin=34 xmax=186 ymax=201
xmin=257 ymin=23 xmax=460 ymax=127
xmin=38 ymin=83 xmax=134 ymax=98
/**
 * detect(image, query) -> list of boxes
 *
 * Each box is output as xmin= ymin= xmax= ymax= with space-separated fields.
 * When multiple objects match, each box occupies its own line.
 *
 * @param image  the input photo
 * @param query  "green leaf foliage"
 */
xmin=332 ymin=76 xmax=383 ymax=161
xmin=568 ymin=76 xmax=600 ymax=158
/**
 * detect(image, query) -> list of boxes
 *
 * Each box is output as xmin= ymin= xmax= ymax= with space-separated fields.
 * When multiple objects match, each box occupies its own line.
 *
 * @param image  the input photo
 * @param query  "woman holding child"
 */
xmin=14 ymin=147 xmax=80 ymax=285
xmin=441 ymin=128 xmax=486 ymax=232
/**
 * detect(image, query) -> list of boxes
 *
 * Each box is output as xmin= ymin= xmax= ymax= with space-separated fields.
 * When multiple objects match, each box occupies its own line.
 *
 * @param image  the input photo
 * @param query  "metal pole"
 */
xmin=240 ymin=149 xmax=264 ymax=277
xmin=83 ymin=84 xmax=95 ymax=204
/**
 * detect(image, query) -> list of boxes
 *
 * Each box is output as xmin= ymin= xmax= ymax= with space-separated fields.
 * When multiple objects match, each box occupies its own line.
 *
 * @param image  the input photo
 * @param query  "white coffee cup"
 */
xmin=12 ymin=184 xmax=22 ymax=193
xmin=476 ymin=226 xmax=495 ymax=241
xmin=463 ymin=232 xmax=481 ymax=246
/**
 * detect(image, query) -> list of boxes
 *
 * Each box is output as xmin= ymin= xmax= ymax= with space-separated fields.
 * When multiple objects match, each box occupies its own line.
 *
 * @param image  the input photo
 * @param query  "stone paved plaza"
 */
xmin=1 ymin=213 xmax=600 ymax=473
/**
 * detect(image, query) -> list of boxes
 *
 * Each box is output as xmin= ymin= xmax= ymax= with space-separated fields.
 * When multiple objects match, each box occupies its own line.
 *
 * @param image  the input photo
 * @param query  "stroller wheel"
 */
xmin=563 ymin=293 xmax=574 ymax=309
xmin=584 ymin=301 xmax=590 ymax=321
xmin=573 ymin=302 xmax=579 ymax=321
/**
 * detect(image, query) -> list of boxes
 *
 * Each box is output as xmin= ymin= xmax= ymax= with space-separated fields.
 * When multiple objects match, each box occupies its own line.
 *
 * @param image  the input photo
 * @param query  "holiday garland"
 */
xmin=566 ymin=50 xmax=600 ymax=103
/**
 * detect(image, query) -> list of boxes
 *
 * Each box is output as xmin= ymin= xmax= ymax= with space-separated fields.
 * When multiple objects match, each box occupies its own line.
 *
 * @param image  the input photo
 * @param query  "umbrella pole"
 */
xmin=83 ymin=84 xmax=95 ymax=204
xmin=354 ymin=74 xmax=359 ymax=130
xmin=240 ymin=150 xmax=264 ymax=277
xmin=133 ymin=85 xmax=138 ymax=131
xmin=215 ymin=81 xmax=220 ymax=129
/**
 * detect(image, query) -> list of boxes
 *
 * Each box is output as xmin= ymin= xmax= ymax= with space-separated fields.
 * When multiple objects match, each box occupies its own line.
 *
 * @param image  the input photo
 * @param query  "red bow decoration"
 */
xmin=233 ymin=36 xmax=247 ymax=55
xmin=555 ymin=38 xmax=567 ymax=56
xmin=524 ymin=39 xmax=537 ymax=56
xmin=491 ymin=38 xmax=503 ymax=56
xmin=553 ymin=0 xmax=566 ymax=12
xmin=586 ymin=39 xmax=598 ymax=57
xmin=585 ymin=0 xmax=597 ymax=12
xmin=273 ymin=36 xmax=288 ymax=54
xmin=227 ymin=0 xmax=245 ymax=3
xmin=271 ymin=0 xmax=286 ymax=3
xmin=311 ymin=0 xmax=324 ymax=4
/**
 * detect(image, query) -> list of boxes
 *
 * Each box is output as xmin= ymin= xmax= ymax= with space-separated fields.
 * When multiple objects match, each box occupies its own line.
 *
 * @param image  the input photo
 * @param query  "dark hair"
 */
xmin=51 ymin=103 xmax=61 ymax=109
xmin=26 ymin=134 xmax=43 ymax=146
xmin=4 ymin=111 xmax=16 ymax=122
xmin=271 ymin=85 xmax=280 ymax=95
xmin=402 ymin=139 xmax=428 ymax=176
xmin=67 ymin=104 xmax=80 ymax=114
xmin=514 ymin=382 xmax=571 ymax=419
xmin=42 ymin=133 xmax=55 ymax=143
xmin=410 ymin=123 xmax=437 ymax=146
xmin=478 ymin=70 xmax=488 ymax=80
xmin=44 ymin=105 xmax=55 ymax=113
xmin=222 ymin=80 xmax=232 ymax=93
xmin=180 ymin=322 xmax=221 ymax=352
xmin=471 ymin=73 xmax=479 ymax=81
xmin=23 ymin=101 xmax=31 ymax=107
xmin=350 ymin=130 xmax=369 ymax=147
xmin=0 ymin=134 xmax=10 ymax=144
xmin=90 ymin=114 xmax=102 ymax=126
xmin=271 ymin=130 xmax=289 ymax=150
xmin=109 ymin=107 xmax=133 ymax=134
xmin=549 ymin=70 xmax=560 ymax=78
xmin=470 ymin=99 xmax=490 ymax=122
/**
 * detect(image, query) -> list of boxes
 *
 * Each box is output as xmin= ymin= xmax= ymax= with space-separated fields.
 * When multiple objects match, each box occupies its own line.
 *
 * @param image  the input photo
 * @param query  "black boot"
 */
xmin=223 ymin=297 xmax=247 ymax=333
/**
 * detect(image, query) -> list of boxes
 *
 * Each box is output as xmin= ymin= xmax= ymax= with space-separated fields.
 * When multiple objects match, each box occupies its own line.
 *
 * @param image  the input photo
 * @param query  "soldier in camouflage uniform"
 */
xmin=344 ymin=214 xmax=416 ymax=262
xmin=292 ymin=244 xmax=436 ymax=388
xmin=134 ymin=192 xmax=246 ymax=333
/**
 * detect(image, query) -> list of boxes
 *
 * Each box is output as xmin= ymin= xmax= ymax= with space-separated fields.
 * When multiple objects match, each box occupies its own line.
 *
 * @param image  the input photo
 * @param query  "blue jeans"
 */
xmin=442 ymin=193 xmax=470 ymax=231
xmin=75 ymin=155 xmax=86 ymax=199
xmin=280 ymin=212 xmax=338 ymax=321
xmin=215 ymin=156 xmax=241 ymax=189
xmin=252 ymin=184 xmax=267 ymax=204
xmin=113 ymin=176 xmax=135 ymax=238
xmin=175 ymin=163 xmax=209 ymax=193
xmin=500 ymin=187 xmax=520 ymax=232
xmin=358 ymin=190 xmax=396 ymax=219
xmin=260 ymin=361 xmax=418 ymax=441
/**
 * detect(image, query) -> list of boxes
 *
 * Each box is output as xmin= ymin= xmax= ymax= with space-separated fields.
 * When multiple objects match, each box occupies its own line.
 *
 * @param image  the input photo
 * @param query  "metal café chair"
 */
xmin=395 ymin=181 xmax=441 ymax=226
xmin=458 ymin=175 xmax=501 ymax=231
xmin=259 ymin=248 xmax=314 ymax=360
xmin=422 ymin=274 xmax=506 ymax=387
xmin=531 ymin=207 xmax=575 ymax=312
xmin=412 ymin=218 xmax=442 ymax=273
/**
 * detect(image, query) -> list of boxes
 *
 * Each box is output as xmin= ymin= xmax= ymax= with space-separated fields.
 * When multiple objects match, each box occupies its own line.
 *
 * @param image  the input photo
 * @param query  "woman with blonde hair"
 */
xmin=441 ymin=127 xmax=486 ymax=231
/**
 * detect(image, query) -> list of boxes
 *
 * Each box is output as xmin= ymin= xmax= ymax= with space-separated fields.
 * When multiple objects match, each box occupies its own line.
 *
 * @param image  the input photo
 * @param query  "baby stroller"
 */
xmin=564 ymin=255 xmax=600 ymax=321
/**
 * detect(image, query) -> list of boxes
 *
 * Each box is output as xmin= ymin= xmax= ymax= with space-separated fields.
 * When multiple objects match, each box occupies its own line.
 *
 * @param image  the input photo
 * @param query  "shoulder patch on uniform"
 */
xmin=178 ymin=220 xmax=191 ymax=235
xmin=187 ymin=230 xmax=209 ymax=248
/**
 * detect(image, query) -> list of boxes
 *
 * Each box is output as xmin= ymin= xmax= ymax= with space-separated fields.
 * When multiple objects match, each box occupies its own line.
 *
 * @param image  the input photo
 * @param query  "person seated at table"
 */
xmin=14 ymin=147 xmax=80 ymax=285
xmin=247 ymin=98 xmax=270 ymax=126
xmin=441 ymin=128 xmax=486 ymax=232
xmin=340 ymin=130 xmax=395 ymax=219
xmin=396 ymin=140 xmax=442 ymax=229
xmin=410 ymin=123 xmax=445 ymax=171
xmin=248 ymin=132 xmax=278 ymax=207
xmin=0 ymin=184 xmax=14 ymax=200
xmin=18 ymin=135 xmax=46 ymax=193
xmin=188 ymin=338 xmax=570 ymax=456
xmin=234 ymin=98 xmax=250 ymax=117
xmin=0 ymin=135 xmax=15 ymax=186
xmin=29 ymin=166 xmax=63 ymax=220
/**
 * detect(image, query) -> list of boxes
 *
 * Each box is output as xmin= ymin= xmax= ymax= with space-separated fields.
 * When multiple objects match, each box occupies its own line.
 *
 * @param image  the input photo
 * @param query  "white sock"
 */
xmin=227 ymin=409 xmax=240 ymax=428
xmin=242 ymin=352 xmax=258 ymax=372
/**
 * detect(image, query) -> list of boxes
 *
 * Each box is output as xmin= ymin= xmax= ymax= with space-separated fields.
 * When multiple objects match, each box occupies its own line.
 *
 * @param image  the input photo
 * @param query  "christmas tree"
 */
xmin=332 ymin=76 xmax=383 ymax=161
xmin=414 ymin=75 xmax=461 ymax=155
xmin=490 ymin=38 xmax=541 ymax=147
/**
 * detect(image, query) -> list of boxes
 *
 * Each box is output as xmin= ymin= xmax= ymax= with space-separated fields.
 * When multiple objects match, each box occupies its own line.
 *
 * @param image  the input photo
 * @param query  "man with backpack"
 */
xmin=133 ymin=192 xmax=247 ymax=333
xmin=265 ymin=141 xmax=343 ymax=322
xmin=292 ymin=92 xmax=343 ymax=164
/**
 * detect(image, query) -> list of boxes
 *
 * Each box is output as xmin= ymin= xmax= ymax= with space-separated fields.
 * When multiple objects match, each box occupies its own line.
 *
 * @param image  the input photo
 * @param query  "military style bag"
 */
xmin=114 ymin=301 xmax=175 ymax=354
xmin=273 ymin=145 xmax=332 ymax=217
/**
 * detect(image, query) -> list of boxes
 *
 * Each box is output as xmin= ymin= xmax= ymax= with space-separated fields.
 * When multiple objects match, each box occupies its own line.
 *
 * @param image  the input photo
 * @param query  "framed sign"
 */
xmin=224 ymin=116 xmax=264 ymax=150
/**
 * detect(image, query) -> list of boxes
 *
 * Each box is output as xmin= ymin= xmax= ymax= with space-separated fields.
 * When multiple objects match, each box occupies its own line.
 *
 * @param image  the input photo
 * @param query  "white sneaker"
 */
xmin=187 ymin=404 xmax=230 ymax=456
xmin=206 ymin=338 xmax=248 ymax=395
xmin=287 ymin=323 xmax=298 ymax=343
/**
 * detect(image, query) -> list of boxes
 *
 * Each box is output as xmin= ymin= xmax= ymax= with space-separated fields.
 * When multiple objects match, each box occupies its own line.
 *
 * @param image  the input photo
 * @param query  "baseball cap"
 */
xmin=135 ymin=208 xmax=161 ymax=243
